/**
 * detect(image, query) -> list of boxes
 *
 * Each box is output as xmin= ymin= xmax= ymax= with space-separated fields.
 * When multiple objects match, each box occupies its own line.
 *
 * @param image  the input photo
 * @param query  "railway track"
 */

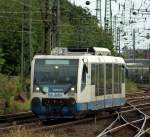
xmin=97 ymin=102 xmax=150 ymax=137
xmin=0 ymin=111 xmax=35 ymax=122
xmin=2 ymin=102 xmax=150 ymax=137
xmin=126 ymin=91 xmax=150 ymax=99
xmin=1 ymin=90 xmax=150 ymax=137
xmin=0 ymin=111 xmax=40 ymax=129
xmin=24 ymin=94 xmax=150 ymax=136
xmin=0 ymin=112 xmax=115 ymax=133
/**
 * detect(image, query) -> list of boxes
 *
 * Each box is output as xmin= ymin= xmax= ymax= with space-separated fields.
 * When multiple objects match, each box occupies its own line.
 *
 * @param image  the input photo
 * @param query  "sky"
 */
xmin=69 ymin=0 xmax=150 ymax=50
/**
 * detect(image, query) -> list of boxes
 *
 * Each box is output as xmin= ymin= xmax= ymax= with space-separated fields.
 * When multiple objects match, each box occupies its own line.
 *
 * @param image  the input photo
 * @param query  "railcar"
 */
xmin=31 ymin=47 xmax=126 ymax=119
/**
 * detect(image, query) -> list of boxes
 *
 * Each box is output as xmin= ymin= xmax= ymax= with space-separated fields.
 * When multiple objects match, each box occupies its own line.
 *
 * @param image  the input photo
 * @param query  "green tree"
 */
xmin=0 ymin=48 xmax=5 ymax=65
xmin=0 ymin=0 xmax=22 ymax=75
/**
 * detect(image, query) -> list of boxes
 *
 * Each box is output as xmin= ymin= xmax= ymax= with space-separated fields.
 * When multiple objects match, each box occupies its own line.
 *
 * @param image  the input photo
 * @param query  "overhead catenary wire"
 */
xmin=138 ymin=0 xmax=144 ymax=11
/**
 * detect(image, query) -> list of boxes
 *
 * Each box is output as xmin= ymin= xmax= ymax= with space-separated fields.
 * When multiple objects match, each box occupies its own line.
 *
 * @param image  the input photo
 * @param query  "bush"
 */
xmin=0 ymin=74 xmax=26 ymax=113
xmin=0 ymin=73 xmax=20 ymax=99
xmin=6 ymin=99 xmax=30 ymax=114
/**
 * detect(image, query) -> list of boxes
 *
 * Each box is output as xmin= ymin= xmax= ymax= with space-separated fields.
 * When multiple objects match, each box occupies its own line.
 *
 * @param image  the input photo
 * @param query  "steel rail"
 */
xmin=0 ymin=111 xmax=33 ymax=118
xmin=97 ymin=102 xmax=150 ymax=137
xmin=120 ymin=114 xmax=141 ymax=130
xmin=97 ymin=114 xmax=143 ymax=137
xmin=127 ymin=96 xmax=150 ymax=101
xmin=128 ymin=98 xmax=150 ymax=104
xmin=96 ymin=112 xmax=120 ymax=137
xmin=127 ymin=102 xmax=148 ymax=137
xmin=30 ymin=117 xmax=94 ymax=132
xmin=126 ymin=91 xmax=146 ymax=96
xmin=137 ymin=127 xmax=150 ymax=136
xmin=121 ymin=103 xmax=150 ymax=113
xmin=0 ymin=111 xmax=35 ymax=123
xmin=121 ymin=103 xmax=147 ymax=137
xmin=109 ymin=118 xmax=144 ymax=134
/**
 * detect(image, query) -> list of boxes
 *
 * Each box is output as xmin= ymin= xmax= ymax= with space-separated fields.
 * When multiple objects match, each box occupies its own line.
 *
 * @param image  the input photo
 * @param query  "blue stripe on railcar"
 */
xmin=76 ymin=98 xmax=126 ymax=111
xmin=31 ymin=97 xmax=126 ymax=118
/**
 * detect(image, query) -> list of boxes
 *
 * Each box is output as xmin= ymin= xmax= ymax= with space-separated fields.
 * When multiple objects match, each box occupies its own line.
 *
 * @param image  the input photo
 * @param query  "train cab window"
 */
xmin=33 ymin=59 xmax=79 ymax=93
xmin=106 ymin=64 xmax=112 ymax=94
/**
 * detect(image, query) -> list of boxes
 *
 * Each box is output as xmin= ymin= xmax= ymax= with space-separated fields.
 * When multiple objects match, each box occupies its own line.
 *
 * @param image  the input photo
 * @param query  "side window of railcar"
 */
xmin=118 ymin=65 xmax=122 ymax=92
xmin=95 ymin=64 xmax=99 ymax=96
xmin=106 ymin=64 xmax=112 ymax=94
xmin=91 ymin=64 xmax=104 ymax=96
xmin=98 ymin=64 xmax=104 ymax=95
xmin=91 ymin=64 xmax=96 ymax=85
xmin=91 ymin=64 xmax=98 ymax=96
xmin=114 ymin=64 xmax=121 ymax=94
xmin=114 ymin=64 xmax=119 ymax=93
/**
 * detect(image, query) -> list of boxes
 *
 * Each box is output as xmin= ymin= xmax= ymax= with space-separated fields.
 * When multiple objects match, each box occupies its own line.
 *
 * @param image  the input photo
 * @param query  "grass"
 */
xmin=3 ymin=128 xmax=67 ymax=137
xmin=137 ymin=83 xmax=150 ymax=90
xmin=126 ymin=79 xmax=138 ymax=93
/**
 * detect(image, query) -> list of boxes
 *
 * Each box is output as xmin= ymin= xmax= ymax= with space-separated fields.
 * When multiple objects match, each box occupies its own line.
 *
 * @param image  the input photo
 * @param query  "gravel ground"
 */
xmin=45 ymin=118 xmax=114 ymax=137
xmin=111 ymin=126 xmax=136 ymax=137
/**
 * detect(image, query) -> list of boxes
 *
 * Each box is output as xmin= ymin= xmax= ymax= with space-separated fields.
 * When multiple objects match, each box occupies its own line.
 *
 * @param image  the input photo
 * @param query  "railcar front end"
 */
xmin=31 ymin=57 xmax=81 ymax=118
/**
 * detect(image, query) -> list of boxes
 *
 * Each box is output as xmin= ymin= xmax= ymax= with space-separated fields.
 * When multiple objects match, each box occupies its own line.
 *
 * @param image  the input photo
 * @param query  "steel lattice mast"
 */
xmin=96 ymin=0 xmax=102 ymax=27
xmin=21 ymin=0 xmax=32 ymax=91
xmin=104 ymin=0 xmax=112 ymax=33
xmin=41 ymin=0 xmax=60 ymax=54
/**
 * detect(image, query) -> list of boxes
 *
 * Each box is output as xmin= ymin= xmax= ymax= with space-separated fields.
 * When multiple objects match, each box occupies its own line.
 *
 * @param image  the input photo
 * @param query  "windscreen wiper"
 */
xmin=34 ymin=82 xmax=47 ymax=94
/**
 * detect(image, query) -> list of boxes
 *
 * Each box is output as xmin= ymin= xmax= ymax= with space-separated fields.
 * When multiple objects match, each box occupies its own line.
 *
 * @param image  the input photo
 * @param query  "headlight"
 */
xmin=36 ymin=87 xmax=40 ymax=91
xmin=71 ymin=87 xmax=75 ymax=91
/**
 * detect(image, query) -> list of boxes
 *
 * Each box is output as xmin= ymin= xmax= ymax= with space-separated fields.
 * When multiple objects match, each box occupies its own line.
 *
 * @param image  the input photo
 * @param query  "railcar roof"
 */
xmin=33 ymin=55 xmax=125 ymax=64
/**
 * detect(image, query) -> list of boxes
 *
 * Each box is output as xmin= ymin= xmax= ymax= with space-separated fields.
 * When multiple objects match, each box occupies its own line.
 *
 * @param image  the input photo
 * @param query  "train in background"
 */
xmin=125 ymin=59 xmax=149 ymax=84
xmin=31 ymin=47 xmax=126 ymax=119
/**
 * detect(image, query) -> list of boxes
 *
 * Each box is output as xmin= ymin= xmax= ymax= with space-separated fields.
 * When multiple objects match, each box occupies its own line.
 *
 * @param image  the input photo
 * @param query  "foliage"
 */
xmin=126 ymin=79 xmax=138 ymax=93
xmin=0 ymin=74 xmax=20 ymax=100
xmin=0 ymin=48 xmax=5 ymax=65
xmin=3 ymin=99 xmax=30 ymax=114
xmin=0 ymin=0 xmax=22 ymax=75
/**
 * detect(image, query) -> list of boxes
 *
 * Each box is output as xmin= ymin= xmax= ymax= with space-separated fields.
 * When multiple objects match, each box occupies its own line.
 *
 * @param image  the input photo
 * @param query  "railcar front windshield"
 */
xmin=33 ymin=59 xmax=79 ymax=93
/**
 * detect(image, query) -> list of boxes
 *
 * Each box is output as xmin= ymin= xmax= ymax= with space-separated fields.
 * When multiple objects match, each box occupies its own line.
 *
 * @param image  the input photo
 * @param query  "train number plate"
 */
xmin=48 ymin=92 xmax=64 ymax=97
